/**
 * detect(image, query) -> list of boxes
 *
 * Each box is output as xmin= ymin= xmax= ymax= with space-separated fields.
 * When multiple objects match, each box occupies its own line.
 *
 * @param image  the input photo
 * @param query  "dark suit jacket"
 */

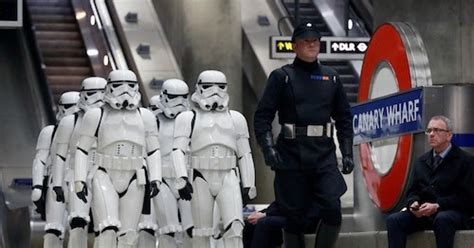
xmin=406 ymin=144 xmax=474 ymax=214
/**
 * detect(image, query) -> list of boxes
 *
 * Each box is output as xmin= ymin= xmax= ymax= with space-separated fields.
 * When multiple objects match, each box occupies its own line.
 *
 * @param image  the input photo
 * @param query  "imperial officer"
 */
xmin=254 ymin=21 xmax=354 ymax=248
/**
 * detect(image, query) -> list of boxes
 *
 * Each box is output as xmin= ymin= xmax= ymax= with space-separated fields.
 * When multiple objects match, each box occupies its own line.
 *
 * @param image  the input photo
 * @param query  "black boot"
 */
xmin=314 ymin=223 xmax=341 ymax=248
xmin=284 ymin=231 xmax=305 ymax=248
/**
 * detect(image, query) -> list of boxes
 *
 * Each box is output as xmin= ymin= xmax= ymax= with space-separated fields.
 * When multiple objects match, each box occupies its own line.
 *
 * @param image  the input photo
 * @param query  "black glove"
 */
xmin=340 ymin=138 xmax=354 ymax=174
xmin=242 ymin=187 xmax=253 ymax=206
xmin=259 ymin=132 xmax=282 ymax=167
xmin=178 ymin=177 xmax=193 ymax=201
xmin=52 ymin=186 xmax=65 ymax=203
xmin=149 ymin=180 xmax=160 ymax=198
xmin=75 ymin=181 xmax=88 ymax=203
xmin=32 ymin=185 xmax=45 ymax=218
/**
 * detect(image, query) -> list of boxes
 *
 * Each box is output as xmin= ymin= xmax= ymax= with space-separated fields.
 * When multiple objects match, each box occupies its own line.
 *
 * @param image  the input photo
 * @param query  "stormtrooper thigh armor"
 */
xmin=190 ymin=147 xmax=244 ymax=240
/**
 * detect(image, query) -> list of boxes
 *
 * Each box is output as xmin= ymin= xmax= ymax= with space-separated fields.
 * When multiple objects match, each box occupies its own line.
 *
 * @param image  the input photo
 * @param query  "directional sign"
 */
xmin=270 ymin=36 xmax=370 ymax=60
xmin=330 ymin=40 xmax=368 ymax=54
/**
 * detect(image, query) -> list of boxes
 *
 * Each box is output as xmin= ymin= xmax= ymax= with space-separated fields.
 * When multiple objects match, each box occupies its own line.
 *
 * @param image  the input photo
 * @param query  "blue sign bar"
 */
xmin=452 ymin=134 xmax=474 ymax=148
xmin=352 ymin=88 xmax=424 ymax=145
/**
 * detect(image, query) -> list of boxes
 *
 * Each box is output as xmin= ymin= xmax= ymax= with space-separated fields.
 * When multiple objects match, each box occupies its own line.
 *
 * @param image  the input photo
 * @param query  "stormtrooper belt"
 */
xmin=191 ymin=156 xmax=236 ymax=170
xmin=96 ymin=154 xmax=143 ymax=171
xmin=282 ymin=123 xmax=333 ymax=139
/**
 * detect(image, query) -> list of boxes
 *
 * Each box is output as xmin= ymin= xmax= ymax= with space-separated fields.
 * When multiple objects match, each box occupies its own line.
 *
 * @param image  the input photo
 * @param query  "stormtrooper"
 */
xmin=172 ymin=70 xmax=257 ymax=248
xmin=32 ymin=91 xmax=80 ymax=248
xmin=74 ymin=70 xmax=162 ymax=247
xmin=50 ymin=77 xmax=107 ymax=248
xmin=138 ymin=79 xmax=193 ymax=248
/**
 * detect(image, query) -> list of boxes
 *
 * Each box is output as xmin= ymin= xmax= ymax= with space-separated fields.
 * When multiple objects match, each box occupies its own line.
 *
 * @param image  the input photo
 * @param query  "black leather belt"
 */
xmin=282 ymin=123 xmax=333 ymax=139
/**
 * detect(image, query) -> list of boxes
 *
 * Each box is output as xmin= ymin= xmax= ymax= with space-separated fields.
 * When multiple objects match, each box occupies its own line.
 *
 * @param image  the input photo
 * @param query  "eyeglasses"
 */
xmin=425 ymin=128 xmax=450 ymax=134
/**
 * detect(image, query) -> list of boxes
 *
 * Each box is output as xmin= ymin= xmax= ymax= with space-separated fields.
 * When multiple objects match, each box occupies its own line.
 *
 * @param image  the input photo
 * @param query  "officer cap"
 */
xmin=291 ymin=21 xmax=322 ymax=42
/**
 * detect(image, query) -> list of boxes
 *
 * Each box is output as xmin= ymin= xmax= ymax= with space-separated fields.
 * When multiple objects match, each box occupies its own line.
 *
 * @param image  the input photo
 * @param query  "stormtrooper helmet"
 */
xmin=104 ymin=70 xmax=141 ymax=110
xmin=78 ymin=77 xmax=107 ymax=112
xmin=56 ymin=91 xmax=80 ymax=121
xmin=191 ymin=70 xmax=229 ymax=111
xmin=148 ymin=95 xmax=161 ymax=117
xmin=154 ymin=79 xmax=189 ymax=118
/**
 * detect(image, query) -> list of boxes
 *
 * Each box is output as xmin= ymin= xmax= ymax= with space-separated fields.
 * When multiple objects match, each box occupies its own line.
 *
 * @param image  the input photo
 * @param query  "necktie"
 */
xmin=433 ymin=155 xmax=442 ymax=168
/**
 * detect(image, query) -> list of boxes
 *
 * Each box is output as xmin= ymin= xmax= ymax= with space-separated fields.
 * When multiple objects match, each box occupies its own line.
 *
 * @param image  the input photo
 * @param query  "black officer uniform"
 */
xmin=254 ymin=22 xmax=354 ymax=248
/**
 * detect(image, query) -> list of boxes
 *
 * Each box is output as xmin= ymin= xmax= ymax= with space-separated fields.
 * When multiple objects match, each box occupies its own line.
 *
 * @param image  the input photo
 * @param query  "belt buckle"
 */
xmin=307 ymin=125 xmax=323 ymax=137
xmin=283 ymin=123 xmax=295 ymax=139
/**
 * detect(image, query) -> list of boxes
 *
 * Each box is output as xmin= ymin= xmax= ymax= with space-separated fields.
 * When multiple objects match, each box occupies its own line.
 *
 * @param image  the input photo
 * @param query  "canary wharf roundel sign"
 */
xmin=357 ymin=22 xmax=432 ymax=212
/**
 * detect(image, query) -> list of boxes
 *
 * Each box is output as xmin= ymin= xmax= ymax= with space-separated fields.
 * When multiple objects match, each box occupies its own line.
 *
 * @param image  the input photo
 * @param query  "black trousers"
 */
xmin=274 ymin=166 xmax=346 ymax=234
xmin=243 ymin=216 xmax=285 ymax=248
xmin=386 ymin=210 xmax=470 ymax=248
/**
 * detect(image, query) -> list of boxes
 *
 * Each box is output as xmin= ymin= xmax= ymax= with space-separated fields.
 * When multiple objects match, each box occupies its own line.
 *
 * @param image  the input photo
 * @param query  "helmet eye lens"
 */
xmin=217 ymin=84 xmax=226 ymax=89
xmin=86 ymin=91 xmax=96 ymax=96
xmin=201 ymin=84 xmax=212 ymax=89
xmin=111 ymin=83 xmax=121 ymax=88
xmin=62 ymin=104 xmax=75 ymax=109
xmin=128 ymin=83 xmax=136 ymax=88
xmin=167 ymin=94 xmax=188 ymax=99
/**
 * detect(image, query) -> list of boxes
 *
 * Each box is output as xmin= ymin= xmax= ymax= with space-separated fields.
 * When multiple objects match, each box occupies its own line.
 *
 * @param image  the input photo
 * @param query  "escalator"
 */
xmin=26 ymin=0 xmax=93 ymax=103
xmin=281 ymin=0 xmax=360 ymax=104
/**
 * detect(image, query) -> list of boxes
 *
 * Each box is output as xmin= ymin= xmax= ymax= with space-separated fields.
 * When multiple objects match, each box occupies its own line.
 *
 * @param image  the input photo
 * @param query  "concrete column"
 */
xmin=373 ymin=0 xmax=474 ymax=85
xmin=153 ymin=0 xmax=243 ymax=111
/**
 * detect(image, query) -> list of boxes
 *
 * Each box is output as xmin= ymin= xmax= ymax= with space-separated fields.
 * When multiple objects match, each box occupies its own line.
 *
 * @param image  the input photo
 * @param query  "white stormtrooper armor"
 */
xmin=172 ymin=70 xmax=256 ymax=248
xmin=139 ymin=79 xmax=194 ymax=248
xmin=50 ymin=77 xmax=107 ymax=248
xmin=43 ymin=91 xmax=80 ymax=248
xmin=74 ymin=70 xmax=162 ymax=248
xmin=31 ymin=125 xmax=54 ymax=215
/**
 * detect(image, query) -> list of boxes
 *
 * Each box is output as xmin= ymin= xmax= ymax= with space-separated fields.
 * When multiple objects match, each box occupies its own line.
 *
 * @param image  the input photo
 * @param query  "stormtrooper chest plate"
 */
xmin=191 ymin=111 xmax=237 ymax=152
xmin=158 ymin=115 xmax=174 ymax=158
xmin=98 ymin=109 xmax=145 ymax=150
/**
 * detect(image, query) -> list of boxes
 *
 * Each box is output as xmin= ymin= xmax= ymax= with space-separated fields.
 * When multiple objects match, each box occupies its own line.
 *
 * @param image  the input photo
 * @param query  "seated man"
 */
xmin=243 ymin=201 xmax=319 ymax=248
xmin=386 ymin=115 xmax=474 ymax=248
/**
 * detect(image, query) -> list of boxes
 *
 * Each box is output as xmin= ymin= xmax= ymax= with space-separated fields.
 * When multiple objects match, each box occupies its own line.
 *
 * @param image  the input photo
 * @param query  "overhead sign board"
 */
xmin=270 ymin=36 xmax=370 ymax=60
xmin=0 ymin=0 xmax=22 ymax=28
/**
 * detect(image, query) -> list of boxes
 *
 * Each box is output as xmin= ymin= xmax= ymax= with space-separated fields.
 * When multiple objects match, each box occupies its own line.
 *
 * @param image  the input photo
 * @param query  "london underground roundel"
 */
xmin=358 ymin=23 xmax=431 ymax=212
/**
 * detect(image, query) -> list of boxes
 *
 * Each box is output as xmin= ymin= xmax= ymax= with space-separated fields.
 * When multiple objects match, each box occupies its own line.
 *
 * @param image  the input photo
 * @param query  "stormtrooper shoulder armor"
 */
xmin=79 ymin=108 xmax=103 ymax=138
xmin=229 ymin=110 xmax=250 ymax=138
xmin=174 ymin=110 xmax=195 ymax=138
xmin=36 ymin=125 xmax=55 ymax=150
xmin=55 ymin=114 xmax=77 ymax=144
xmin=139 ymin=107 xmax=159 ymax=136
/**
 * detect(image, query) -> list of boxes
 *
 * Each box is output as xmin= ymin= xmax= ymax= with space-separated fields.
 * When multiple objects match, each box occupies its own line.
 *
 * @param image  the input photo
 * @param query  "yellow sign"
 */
xmin=276 ymin=41 xmax=293 ymax=53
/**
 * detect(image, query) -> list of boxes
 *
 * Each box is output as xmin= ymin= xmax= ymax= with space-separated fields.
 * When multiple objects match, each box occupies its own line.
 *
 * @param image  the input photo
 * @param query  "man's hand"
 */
xmin=75 ymin=181 xmax=88 ymax=203
xmin=341 ymin=156 xmax=354 ymax=174
xmin=52 ymin=186 xmax=65 ymax=203
xmin=149 ymin=180 xmax=161 ymax=198
xmin=177 ymin=177 xmax=193 ymax=201
xmin=247 ymin=212 xmax=266 ymax=225
xmin=417 ymin=202 xmax=439 ymax=217
xmin=263 ymin=146 xmax=283 ymax=167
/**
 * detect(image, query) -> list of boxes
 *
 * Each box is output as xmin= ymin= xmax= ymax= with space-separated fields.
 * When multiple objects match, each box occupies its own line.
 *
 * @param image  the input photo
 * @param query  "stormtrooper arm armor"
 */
xmin=141 ymin=108 xmax=162 ymax=183
xmin=32 ymin=125 xmax=54 ymax=188
xmin=171 ymin=111 xmax=194 ymax=179
xmin=74 ymin=108 xmax=101 ymax=184
xmin=230 ymin=111 xmax=256 ymax=199
xmin=50 ymin=115 xmax=75 ymax=187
